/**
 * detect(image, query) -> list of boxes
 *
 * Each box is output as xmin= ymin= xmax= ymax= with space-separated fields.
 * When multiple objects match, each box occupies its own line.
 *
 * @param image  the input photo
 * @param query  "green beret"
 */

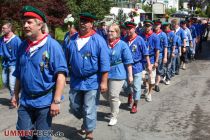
xmin=162 ymin=22 xmax=170 ymax=26
xmin=79 ymin=12 xmax=97 ymax=21
xmin=124 ymin=21 xmax=137 ymax=28
xmin=22 ymin=5 xmax=47 ymax=22
xmin=143 ymin=20 xmax=154 ymax=25
xmin=153 ymin=19 xmax=162 ymax=25
xmin=120 ymin=24 xmax=126 ymax=29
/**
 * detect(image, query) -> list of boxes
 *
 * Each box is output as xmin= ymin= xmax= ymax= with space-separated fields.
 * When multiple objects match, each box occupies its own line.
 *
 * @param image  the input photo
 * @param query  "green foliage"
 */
xmin=66 ymin=0 xmax=113 ymax=21
xmin=116 ymin=9 xmax=127 ymax=25
xmin=206 ymin=5 xmax=210 ymax=18
xmin=165 ymin=8 xmax=177 ymax=16
xmin=142 ymin=4 xmax=152 ymax=12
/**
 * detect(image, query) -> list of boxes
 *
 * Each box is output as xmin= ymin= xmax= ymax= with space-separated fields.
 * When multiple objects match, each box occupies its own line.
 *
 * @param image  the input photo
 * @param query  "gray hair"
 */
xmin=34 ymin=19 xmax=49 ymax=34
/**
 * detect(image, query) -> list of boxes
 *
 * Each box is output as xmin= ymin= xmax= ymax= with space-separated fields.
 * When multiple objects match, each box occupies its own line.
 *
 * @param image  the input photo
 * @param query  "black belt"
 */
xmin=28 ymin=87 xmax=55 ymax=99
xmin=111 ymin=61 xmax=122 ymax=66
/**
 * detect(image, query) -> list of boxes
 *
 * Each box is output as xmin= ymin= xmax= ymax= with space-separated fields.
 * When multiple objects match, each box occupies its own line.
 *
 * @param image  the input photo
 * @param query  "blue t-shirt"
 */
xmin=108 ymin=40 xmax=133 ymax=79
xmin=165 ymin=31 xmax=176 ymax=53
xmin=175 ymin=27 xmax=186 ymax=46
xmin=182 ymin=27 xmax=192 ymax=47
xmin=67 ymin=32 xmax=110 ymax=90
xmin=0 ymin=35 xmax=22 ymax=67
xmin=96 ymin=29 xmax=107 ymax=42
xmin=156 ymin=31 xmax=168 ymax=59
xmin=139 ymin=32 xmax=160 ymax=64
xmin=189 ymin=25 xmax=198 ymax=39
xmin=124 ymin=35 xmax=149 ymax=74
xmin=13 ymin=35 xmax=68 ymax=108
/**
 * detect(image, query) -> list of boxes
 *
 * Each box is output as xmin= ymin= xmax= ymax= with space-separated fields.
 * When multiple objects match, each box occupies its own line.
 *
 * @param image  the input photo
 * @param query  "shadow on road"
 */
xmin=195 ymin=40 xmax=210 ymax=61
xmin=52 ymin=123 xmax=84 ymax=140
xmin=0 ymin=98 xmax=10 ymax=106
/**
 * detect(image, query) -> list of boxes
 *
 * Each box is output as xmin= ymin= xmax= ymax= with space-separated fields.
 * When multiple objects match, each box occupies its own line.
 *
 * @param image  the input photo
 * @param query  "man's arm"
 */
xmin=11 ymin=79 xmax=21 ymax=108
xmin=100 ymin=72 xmax=108 ymax=93
xmin=50 ymin=73 xmax=66 ymax=117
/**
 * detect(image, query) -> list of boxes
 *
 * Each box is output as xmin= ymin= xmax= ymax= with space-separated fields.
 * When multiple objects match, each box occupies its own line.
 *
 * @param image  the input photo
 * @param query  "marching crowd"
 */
xmin=0 ymin=5 xmax=209 ymax=140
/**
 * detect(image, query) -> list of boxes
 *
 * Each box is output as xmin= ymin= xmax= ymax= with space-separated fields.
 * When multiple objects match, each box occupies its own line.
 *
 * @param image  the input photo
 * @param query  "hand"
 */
xmin=147 ymin=64 xmax=152 ymax=74
xmin=154 ymin=62 xmax=158 ymax=68
xmin=179 ymin=53 xmax=182 ymax=56
xmin=50 ymin=103 xmax=60 ymax=117
xmin=163 ymin=58 xmax=167 ymax=64
xmin=172 ymin=53 xmax=175 ymax=58
xmin=128 ymin=76 xmax=133 ymax=85
xmin=182 ymin=47 xmax=186 ymax=53
xmin=11 ymin=94 xmax=19 ymax=108
xmin=100 ymin=82 xmax=108 ymax=93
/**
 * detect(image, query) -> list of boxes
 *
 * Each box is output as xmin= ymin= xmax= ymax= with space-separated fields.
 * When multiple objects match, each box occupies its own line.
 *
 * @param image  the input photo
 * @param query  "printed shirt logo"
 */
xmin=40 ymin=51 xmax=50 ymax=72
xmin=132 ymin=45 xmax=137 ymax=52
xmin=83 ymin=52 xmax=92 ymax=60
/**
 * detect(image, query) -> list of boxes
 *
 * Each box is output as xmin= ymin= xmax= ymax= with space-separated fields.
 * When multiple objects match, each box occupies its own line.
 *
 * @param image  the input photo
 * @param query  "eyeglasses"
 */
xmin=108 ymin=30 xmax=115 ymax=33
xmin=144 ymin=24 xmax=151 ymax=27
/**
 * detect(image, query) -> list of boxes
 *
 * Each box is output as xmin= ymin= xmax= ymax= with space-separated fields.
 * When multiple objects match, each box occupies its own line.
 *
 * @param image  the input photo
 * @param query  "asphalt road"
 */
xmin=0 ymin=39 xmax=210 ymax=140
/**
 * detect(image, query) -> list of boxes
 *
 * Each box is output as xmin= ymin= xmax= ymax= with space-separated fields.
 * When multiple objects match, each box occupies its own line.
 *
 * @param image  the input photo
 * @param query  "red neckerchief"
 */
xmin=145 ymin=30 xmax=153 ymax=38
xmin=26 ymin=34 xmax=48 ymax=52
xmin=79 ymin=30 xmax=96 ymax=38
xmin=109 ymin=38 xmax=120 ymax=48
xmin=166 ymin=30 xmax=171 ymax=34
xmin=128 ymin=34 xmax=137 ymax=42
xmin=155 ymin=29 xmax=162 ymax=35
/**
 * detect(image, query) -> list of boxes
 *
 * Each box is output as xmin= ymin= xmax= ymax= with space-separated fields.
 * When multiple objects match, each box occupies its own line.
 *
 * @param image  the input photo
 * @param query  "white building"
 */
xmin=144 ymin=0 xmax=179 ymax=10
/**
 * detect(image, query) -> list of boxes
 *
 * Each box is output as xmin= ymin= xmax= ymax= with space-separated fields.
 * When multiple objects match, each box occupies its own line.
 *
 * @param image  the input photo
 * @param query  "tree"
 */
xmin=0 ymin=0 xmax=70 ymax=36
xmin=66 ymin=0 xmax=113 ymax=22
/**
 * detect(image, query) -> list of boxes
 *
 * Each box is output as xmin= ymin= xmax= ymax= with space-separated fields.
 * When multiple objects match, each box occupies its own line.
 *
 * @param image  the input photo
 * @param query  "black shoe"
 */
xmin=9 ymin=105 xmax=15 ymax=109
xmin=175 ymin=72 xmax=179 ymax=75
xmin=154 ymin=85 xmax=160 ymax=92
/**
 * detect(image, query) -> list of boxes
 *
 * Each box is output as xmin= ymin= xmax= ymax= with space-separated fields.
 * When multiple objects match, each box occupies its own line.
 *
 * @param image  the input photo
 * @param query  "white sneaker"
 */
xmin=165 ymin=80 xmax=170 ymax=85
xmin=161 ymin=76 xmax=166 ymax=83
xmin=118 ymin=101 xmax=121 ymax=107
xmin=146 ymin=94 xmax=152 ymax=102
xmin=108 ymin=117 xmax=117 ymax=126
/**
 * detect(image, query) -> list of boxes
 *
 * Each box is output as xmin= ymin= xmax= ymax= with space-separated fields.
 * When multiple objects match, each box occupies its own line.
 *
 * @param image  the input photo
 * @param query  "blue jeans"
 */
xmin=2 ymin=66 xmax=16 ymax=99
xmin=171 ymin=53 xmax=180 ymax=76
xmin=157 ymin=59 xmax=165 ymax=76
xmin=16 ymin=105 xmax=52 ymax=140
xmin=69 ymin=89 xmax=97 ymax=132
xmin=164 ymin=53 xmax=173 ymax=81
xmin=124 ymin=72 xmax=142 ymax=101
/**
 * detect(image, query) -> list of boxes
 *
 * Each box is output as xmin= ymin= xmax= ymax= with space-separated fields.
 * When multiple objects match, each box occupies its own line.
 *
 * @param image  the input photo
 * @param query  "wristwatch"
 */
xmin=53 ymin=99 xmax=61 ymax=104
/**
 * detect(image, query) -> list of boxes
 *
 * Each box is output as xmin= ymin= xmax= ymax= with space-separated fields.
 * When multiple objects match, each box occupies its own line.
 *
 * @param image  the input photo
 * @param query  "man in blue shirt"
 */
xmin=139 ymin=20 xmax=160 ymax=102
xmin=123 ymin=21 xmax=150 ymax=112
xmin=0 ymin=21 xmax=21 ymax=109
xmin=180 ymin=20 xmax=192 ymax=70
xmin=171 ymin=19 xmax=186 ymax=75
xmin=11 ymin=6 xmax=68 ymax=140
xmin=66 ymin=12 xmax=110 ymax=139
xmin=187 ymin=19 xmax=198 ymax=60
xmin=161 ymin=22 xmax=176 ymax=85
xmin=153 ymin=20 xmax=168 ymax=92
xmin=96 ymin=21 xmax=108 ymax=41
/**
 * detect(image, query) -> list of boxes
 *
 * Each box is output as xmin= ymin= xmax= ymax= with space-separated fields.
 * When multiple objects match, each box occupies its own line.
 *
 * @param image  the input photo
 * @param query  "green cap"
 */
xmin=79 ymin=12 xmax=97 ymax=22
xmin=153 ymin=19 xmax=162 ymax=25
xmin=120 ymin=24 xmax=126 ymax=29
xmin=22 ymin=5 xmax=47 ymax=22
xmin=143 ymin=20 xmax=154 ymax=25
xmin=124 ymin=21 xmax=137 ymax=28
xmin=162 ymin=22 xmax=170 ymax=26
